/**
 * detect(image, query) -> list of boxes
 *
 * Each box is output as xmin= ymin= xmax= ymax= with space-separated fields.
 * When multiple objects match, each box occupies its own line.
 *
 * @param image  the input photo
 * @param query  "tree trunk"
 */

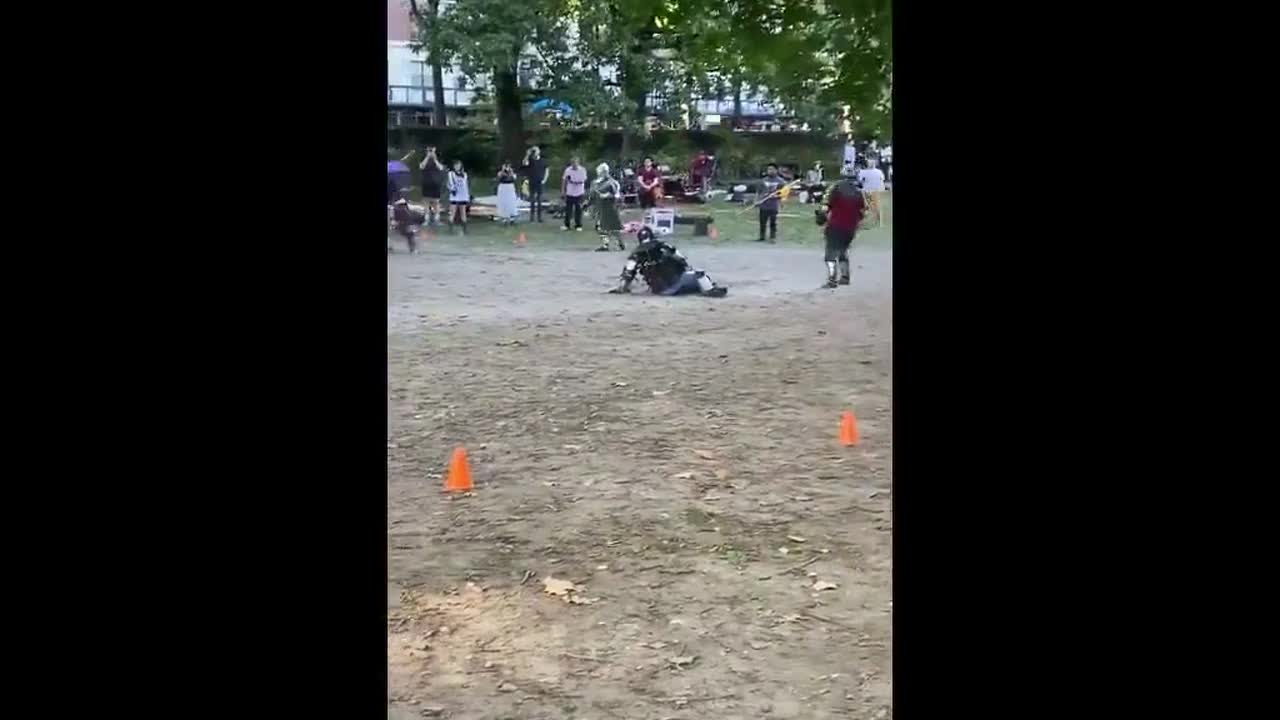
xmin=732 ymin=80 xmax=743 ymax=129
xmin=493 ymin=67 xmax=525 ymax=166
xmin=619 ymin=56 xmax=648 ymax=161
xmin=427 ymin=0 xmax=447 ymax=127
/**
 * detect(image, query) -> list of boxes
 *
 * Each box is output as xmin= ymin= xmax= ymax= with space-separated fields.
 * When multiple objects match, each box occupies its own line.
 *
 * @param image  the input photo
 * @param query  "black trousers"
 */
xmin=563 ymin=195 xmax=583 ymax=229
xmin=529 ymin=185 xmax=544 ymax=221
xmin=759 ymin=207 xmax=778 ymax=240
xmin=824 ymin=226 xmax=854 ymax=261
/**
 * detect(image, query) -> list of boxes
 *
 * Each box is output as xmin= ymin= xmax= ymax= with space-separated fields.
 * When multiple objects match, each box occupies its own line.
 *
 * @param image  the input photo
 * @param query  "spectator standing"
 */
xmin=880 ymin=143 xmax=892 ymax=189
xmin=755 ymin=163 xmax=783 ymax=243
xmin=418 ymin=147 xmax=445 ymax=225
xmin=637 ymin=157 xmax=661 ymax=209
xmin=561 ymin=156 xmax=588 ymax=231
xmin=495 ymin=161 xmax=520 ymax=225
xmin=446 ymin=159 xmax=471 ymax=235
xmin=857 ymin=158 xmax=886 ymax=227
xmin=522 ymin=146 xmax=549 ymax=222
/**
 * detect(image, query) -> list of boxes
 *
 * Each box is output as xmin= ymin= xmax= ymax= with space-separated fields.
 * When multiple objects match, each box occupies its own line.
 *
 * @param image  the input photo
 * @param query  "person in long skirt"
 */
xmin=593 ymin=163 xmax=625 ymax=251
xmin=495 ymin=161 xmax=520 ymax=225
xmin=447 ymin=160 xmax=470 ymax=235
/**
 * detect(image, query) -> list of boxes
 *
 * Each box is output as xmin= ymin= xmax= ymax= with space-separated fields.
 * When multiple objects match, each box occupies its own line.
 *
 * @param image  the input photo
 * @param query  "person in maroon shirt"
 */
xmin=689 ymin=150 xmax=711 ymax=193
xmin=820 ymin=164 xmax=868 ymax=288
xmin=637 ymin=157 xmax=661 ymax=209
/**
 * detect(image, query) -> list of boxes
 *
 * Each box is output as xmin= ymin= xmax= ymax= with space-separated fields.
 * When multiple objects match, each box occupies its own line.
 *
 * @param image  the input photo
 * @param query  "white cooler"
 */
xmin=644 ymin=208 xmax=676 ymax=236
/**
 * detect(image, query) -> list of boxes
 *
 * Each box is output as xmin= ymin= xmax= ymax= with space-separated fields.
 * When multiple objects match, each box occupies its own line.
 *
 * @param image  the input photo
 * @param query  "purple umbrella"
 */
xmin=388 ymin=160 xmax=411 ymax=174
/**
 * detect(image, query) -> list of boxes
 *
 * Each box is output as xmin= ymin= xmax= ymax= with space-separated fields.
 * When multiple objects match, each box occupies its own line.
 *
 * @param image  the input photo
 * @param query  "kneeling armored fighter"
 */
xmin=608 ymin=228 xmax=728 ymax=297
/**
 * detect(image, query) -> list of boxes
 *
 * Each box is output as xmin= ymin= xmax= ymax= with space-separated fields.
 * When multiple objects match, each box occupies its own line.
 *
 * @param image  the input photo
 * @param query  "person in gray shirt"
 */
xmin=756 ymin=163 xmax=784 ymax=243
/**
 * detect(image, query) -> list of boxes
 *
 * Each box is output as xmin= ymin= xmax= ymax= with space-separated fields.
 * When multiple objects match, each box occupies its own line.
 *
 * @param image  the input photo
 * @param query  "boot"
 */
xmin=824 ymin=261 xmax=839 ymax=289
xmin=838 ymin=259 xmax=851 ymax=285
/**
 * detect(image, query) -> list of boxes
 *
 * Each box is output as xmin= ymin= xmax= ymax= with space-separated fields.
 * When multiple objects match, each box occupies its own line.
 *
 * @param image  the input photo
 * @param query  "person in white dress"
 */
xmin=446 ymin=160 xmax=471 ymax=234
xmin=495 ymin=162 xmax=520 ymax=225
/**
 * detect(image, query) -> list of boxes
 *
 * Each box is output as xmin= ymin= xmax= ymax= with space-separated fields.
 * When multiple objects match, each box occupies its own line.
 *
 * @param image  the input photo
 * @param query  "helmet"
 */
xmin=636 ymin=226 xmax=656 ymax=243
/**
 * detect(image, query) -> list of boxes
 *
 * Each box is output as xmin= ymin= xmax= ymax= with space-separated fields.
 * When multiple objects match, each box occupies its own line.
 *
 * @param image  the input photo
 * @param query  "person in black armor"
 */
xmin=608 ymin=227 xmax=728 ymax=297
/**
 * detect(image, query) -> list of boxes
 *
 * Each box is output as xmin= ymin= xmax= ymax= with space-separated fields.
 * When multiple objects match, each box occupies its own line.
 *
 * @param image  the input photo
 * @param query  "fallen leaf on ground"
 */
xmin=668 ymin=655 xmax=698 ymax=667
xmin=693 ymin=449 xmax=717 ymax=460
xmin=674 ymin=472 xmax=695 ymax=480
xmin=568 ymin=595 xmax=598 ymax=605
xmin=543 ymin=577 xmax=576 ymax=597
xmin=787 ymin=535 xmax=807 ymax=543
xmin=813 ymin=581 xmax=839 ymax=591
xmin=612 ymin=381 xmax=629 ymax=387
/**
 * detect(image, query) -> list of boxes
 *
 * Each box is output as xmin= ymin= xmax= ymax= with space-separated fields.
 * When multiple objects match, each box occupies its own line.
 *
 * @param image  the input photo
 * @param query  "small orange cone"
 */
xmin=444 ymin=447 xmax=473 ymax=492
xmin=515 ymin=231 xmax=527 ymax=246
xmin=839 ymin=411 xmax=859 ymax=446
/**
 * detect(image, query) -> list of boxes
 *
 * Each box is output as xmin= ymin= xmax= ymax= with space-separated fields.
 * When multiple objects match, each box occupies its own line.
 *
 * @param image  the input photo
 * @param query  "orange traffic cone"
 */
xmin=839 ymin=411 xmax=859 ymax=446
xmin=444 ymin=447 xmax=473 ymax=492
xmin=515 ymin=231 xmax=527 ymax=246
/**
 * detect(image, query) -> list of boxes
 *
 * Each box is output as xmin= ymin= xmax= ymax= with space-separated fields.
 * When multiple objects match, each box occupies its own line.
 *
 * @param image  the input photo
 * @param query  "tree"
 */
xmin=656 ymin=0 xmax=893 ymax=137
xmin=407 ymin=0 xmax=448 ymax=128
xmin=423 ymin=0 xmax=572 ymax=163
xmin=559 ymin=1 xmax=667 ymax=156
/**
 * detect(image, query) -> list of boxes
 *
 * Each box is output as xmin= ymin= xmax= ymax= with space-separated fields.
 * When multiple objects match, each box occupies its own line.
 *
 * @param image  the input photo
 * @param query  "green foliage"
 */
xmin=652 ymin=0 xmax=892 ymax=136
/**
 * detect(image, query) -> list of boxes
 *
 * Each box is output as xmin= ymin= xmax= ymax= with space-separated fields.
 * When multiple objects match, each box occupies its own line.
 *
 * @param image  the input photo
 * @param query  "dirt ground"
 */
xmin=388 ymin=236 xmax=892 ymax=720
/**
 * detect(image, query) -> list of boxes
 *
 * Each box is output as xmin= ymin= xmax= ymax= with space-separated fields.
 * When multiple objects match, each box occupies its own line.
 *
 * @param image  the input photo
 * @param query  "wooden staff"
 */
xmin=738 ymin=178 xmax=804 ymax=214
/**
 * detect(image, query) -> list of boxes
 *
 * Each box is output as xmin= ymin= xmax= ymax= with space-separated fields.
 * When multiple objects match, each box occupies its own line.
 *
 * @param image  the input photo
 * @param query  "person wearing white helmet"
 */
xmin=592 ymin=162 xmax=625 ymax=251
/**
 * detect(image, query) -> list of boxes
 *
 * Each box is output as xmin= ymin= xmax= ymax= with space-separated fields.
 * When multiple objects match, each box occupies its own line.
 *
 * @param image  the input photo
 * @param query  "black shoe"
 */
xmin=756 ymin=237 xmax=766 ymax=242
xmin=703 ymin=286 xmax=728 ymax=298
xmin=595 ymin=246 xmax=610 ymax=252
xmin=824 ymin=279 xmax=839 ymax=289
xmin=838 ymin=276 xmax=850 ymax=285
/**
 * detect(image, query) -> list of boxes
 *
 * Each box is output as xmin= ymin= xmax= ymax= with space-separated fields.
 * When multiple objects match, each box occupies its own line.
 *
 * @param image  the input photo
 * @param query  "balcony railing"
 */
xmin=388 ymin=85 xmax=480 ymax=108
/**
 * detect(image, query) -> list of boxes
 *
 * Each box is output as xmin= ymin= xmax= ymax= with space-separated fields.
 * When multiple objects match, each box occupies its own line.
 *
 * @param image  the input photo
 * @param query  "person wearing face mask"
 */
xmin=592 ymin=162 xmax=626 ymax=252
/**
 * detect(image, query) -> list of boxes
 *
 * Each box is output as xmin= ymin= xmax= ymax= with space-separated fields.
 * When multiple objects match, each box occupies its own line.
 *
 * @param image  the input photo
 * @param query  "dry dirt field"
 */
xmin=388 ymin=235 xmax=892 ymax=720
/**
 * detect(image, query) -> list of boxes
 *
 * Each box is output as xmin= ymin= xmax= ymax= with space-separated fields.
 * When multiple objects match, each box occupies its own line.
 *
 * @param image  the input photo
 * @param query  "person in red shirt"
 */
xmin=820 ymin=164 xmax=868 ymax=288
xmin=637 ymin=157 xmax=661 ymax=209
xmin=689 ymin=150 xmax=711 ymax=193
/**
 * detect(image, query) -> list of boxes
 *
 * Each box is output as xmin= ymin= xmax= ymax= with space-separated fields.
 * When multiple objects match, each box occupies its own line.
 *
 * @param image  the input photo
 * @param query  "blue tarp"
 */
xmin=530 ymin=98 xmax=574 ymax=115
